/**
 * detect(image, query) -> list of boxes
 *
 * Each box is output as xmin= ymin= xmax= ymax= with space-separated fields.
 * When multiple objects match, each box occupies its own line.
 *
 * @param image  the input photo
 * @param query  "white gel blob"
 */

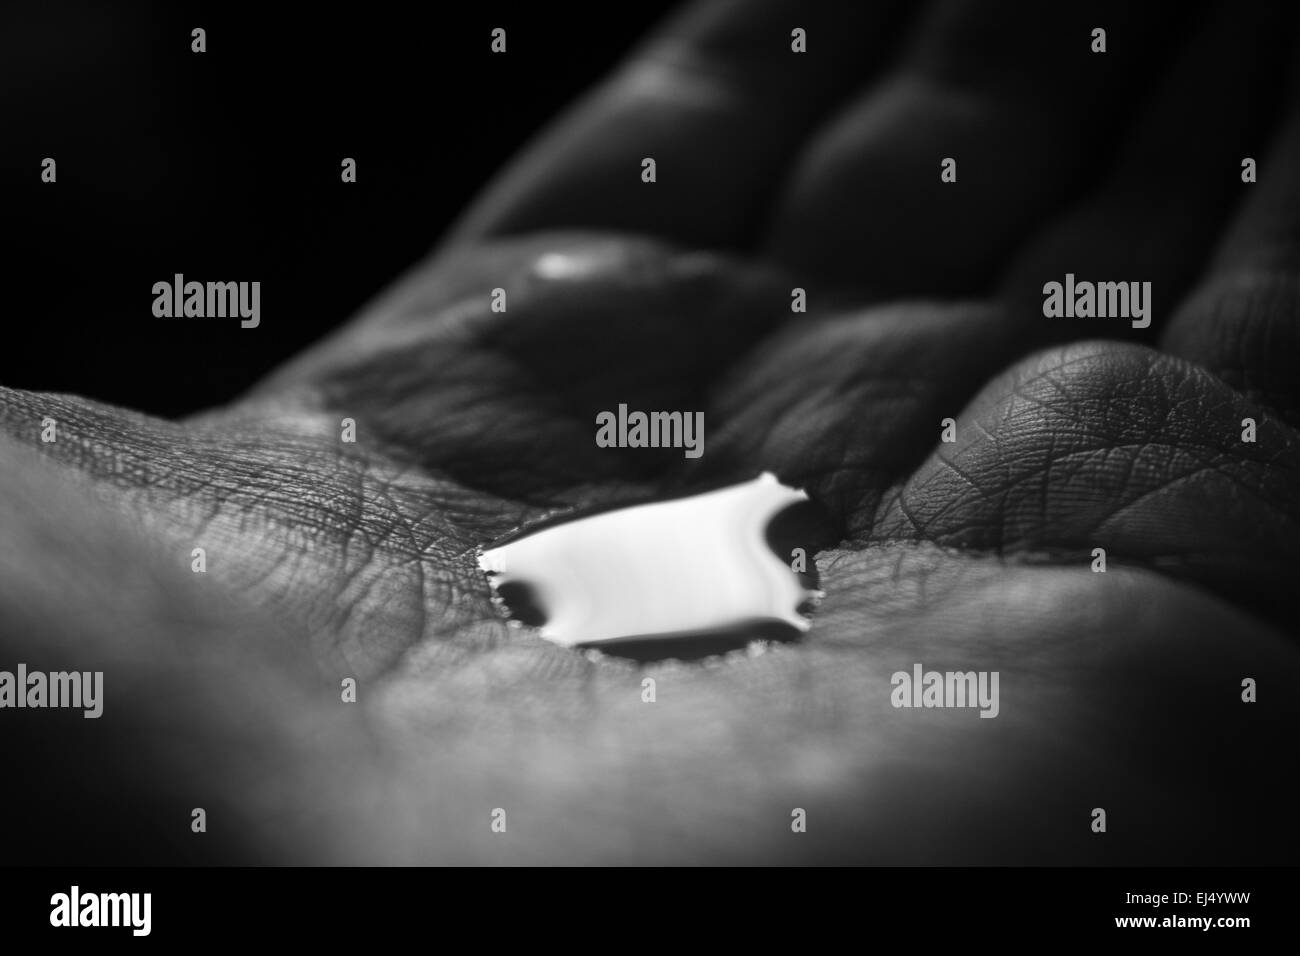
xmin=477 ymin=473 xmax=815 ymax=648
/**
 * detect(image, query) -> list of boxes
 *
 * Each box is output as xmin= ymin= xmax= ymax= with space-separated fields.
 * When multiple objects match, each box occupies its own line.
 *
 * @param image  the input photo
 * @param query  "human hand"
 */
xmin=3 ymin=0 xmax=1298 ymax=864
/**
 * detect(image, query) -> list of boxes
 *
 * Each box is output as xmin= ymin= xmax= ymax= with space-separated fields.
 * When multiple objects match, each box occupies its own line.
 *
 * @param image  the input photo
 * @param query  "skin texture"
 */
xmin=2 ymin=0 xmax=1299 ymax=864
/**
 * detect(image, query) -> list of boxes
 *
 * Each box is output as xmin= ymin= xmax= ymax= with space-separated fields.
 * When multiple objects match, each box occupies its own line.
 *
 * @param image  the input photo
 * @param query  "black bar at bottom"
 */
xmin=0 ymin=866 xmax=1284 ymax=943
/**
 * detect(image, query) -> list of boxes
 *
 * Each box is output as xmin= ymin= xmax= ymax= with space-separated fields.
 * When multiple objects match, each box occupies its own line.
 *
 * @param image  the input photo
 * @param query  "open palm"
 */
xmin=2 ymin=0 xmax=1299 ymax=864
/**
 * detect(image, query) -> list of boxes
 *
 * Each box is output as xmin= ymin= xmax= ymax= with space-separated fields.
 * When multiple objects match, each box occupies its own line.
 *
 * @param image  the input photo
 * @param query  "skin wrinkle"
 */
xmin=870 ymin=343 xmax=1300 ymax=624
xmin=0 ymin=434 xmax=388 ymax=864
xmin=368 ymin=469 xmax=434 ymax=651
xmin=10 ymin=280 xmax=1300 ymax=642
xmin=0 ymin=386 xmax=479 ymax=676
xmin=921 ymin=433 xmax=1246 ymax=523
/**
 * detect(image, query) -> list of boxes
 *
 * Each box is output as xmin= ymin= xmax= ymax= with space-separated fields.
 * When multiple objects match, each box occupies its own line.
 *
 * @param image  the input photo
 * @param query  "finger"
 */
xmin=872 ymin=341 xmax=1300 ymax=630
xmin=253 ymin=234 xmax=793 ymax=498
xmin=697 ymin=299 xmax=1024 ymax=537
xmin=999 ymin=0 xmax=1300 ymax=341
xmin=448 ymin=0 xmax=917 ymax=250
xmin=1162 ymin=50 xmax=1300 ymax=425
xmin=762 ymin=0 xmax=1193 ymax=294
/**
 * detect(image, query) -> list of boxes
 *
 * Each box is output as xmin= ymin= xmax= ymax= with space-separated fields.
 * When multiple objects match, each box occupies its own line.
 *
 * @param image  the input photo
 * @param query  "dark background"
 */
xmin=3 ymin=2 xmax=674 ymax=417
